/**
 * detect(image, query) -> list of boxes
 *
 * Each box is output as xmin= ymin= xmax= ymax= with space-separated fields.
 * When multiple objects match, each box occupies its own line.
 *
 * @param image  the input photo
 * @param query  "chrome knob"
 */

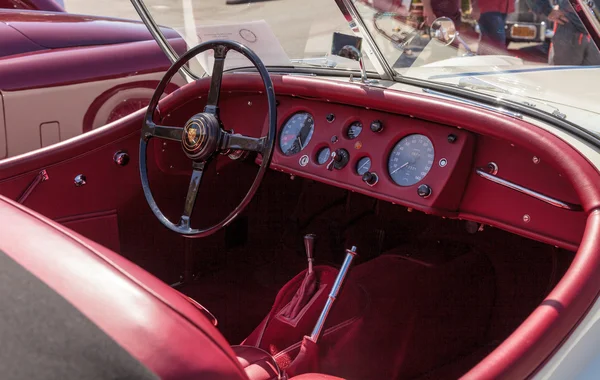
xmin=417 ymin=184 xmax=432 ymax=198
xmin=74 ymin=174 xmax=87 ymax=187
xmin=362 ymin=172 xmax=378 ymax=186
xmin=113 ymin=151 xmax=130 ymax=166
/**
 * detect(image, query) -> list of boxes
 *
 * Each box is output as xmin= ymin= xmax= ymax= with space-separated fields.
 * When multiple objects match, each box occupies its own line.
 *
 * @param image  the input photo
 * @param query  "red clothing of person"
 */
xmin=477 ymin=0 xmax=515 ymax=14
xmin=430 ymin=0 xmax=462 ymax=25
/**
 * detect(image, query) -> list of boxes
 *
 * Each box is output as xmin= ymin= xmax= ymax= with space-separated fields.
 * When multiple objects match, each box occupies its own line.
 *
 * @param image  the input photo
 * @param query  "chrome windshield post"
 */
xmin=334 ymin=0 xmax=397 ymax=80
xmin=130 ymin=0 xmax=196 ymax=83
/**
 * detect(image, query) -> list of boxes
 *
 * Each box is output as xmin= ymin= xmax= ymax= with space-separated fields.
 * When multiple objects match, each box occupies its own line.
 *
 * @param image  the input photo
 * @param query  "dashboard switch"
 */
xmin=327 ymin=148 xmax=350 ymax=170
xmin=362 ymin=172 xmax=379 ymax=186
xmin=326 ymin=113 xmax=335 ymax=123
xmin=370 ymin=120 xmax=384 ymax=133
xmin=417 ymin=184 xmax=432 ymax=198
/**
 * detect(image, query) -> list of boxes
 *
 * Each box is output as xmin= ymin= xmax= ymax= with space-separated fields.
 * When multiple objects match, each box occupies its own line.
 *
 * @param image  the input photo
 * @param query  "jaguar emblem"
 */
xmin=183 ymin=120 xmax=204 ymax=150
xmin=187 ymin=126 xmax=198 ymax=145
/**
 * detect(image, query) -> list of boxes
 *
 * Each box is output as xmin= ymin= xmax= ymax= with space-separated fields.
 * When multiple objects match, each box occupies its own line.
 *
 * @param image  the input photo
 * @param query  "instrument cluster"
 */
xmin=268 ymin=98 xmax=474 ymax=213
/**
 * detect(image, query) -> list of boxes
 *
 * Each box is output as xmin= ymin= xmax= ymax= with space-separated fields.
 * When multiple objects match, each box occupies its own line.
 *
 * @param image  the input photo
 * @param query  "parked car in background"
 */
xmin=0 ymin=9 xmax=186 ymax=159
xmin=0 ymin=0 xmax=64 ymax=11
xmin=506 ymin=0 xmax=554 ymax=44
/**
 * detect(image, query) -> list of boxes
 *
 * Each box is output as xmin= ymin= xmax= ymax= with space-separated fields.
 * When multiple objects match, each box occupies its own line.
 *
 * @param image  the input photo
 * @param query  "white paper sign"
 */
xmin=193 ymin=20 xmax=291 ymax=73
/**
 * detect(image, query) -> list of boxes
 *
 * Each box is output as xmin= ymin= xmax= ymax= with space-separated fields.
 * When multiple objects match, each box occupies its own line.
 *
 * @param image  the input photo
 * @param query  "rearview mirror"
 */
xmin=330 ymin=32 xmax=376 ymax=85
xmin=331 ymin=32 xmax=363 ymax=61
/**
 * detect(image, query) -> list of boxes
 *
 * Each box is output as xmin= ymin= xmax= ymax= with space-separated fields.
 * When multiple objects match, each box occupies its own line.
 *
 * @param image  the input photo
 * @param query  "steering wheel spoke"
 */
xmin=144 ymin=121 xmax=182 ymax=142
xmin=221 ymin=132 xmax=266 ymax=153
xmin=139 ymin=39 xmax=276 ymax=237
xmin=178 ymin=161 xmax=206 ymax=230
xmin=204 ymin=45 xmax=229 ymax=115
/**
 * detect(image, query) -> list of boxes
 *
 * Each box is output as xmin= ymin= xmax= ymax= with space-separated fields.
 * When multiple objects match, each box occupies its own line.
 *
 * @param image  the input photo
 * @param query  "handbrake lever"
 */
xmin=309 ymin=246 xmax=357 ymax=343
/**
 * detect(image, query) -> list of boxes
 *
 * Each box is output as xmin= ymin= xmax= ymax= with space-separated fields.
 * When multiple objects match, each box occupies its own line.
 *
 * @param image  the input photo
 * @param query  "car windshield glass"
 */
xmin=117 ymin=0 xmax=380 ymax=77
xmin=118 ymin=0 xmax=600 ymax=129
xmin=351 ymin=0 xmax=600 ymax=123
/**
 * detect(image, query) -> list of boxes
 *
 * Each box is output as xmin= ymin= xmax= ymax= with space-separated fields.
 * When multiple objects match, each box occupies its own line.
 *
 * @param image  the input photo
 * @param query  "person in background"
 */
xmin=527 ymin=0 xmax=600 ymax=65
xmin=422 ymin=0 xmax=463 ymax=27
xmin=471 ymin=0 xmax=515 ymax=55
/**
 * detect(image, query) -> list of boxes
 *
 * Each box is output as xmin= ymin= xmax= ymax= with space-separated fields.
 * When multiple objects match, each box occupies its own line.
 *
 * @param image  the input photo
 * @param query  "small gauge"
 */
xmin=356 ymin=156 xmax=371 ymax=176
xmin=347 ymin=122 xmax=363 ymax=139
xmin=316 ymin=147 xmax=331 ymax=165
xmin=279 ymin=112 xmax=315 ymax=156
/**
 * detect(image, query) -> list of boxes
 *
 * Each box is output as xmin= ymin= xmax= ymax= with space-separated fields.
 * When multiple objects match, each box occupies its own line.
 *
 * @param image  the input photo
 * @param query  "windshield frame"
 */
xmin=130 ymin=0 xmax=196 ymax=83
xmin=333 ymin=0 xmax=397 ymax=80
xmin=569 ymin=0 xmax=600 ymax=49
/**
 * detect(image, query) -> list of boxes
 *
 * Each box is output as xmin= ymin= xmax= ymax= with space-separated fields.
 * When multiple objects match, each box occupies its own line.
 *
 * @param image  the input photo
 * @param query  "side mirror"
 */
xmin=430 ymin=17 xmax=457 ymax=45
xmin=429 ymin=16 xmax=475 ymax=55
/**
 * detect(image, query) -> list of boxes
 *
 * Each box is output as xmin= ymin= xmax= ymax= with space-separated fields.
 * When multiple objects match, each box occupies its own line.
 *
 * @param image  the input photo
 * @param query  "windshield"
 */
xmin=127 ymin=0 xmax=600 ymax=127
xmin=349 ymin=0 xmax=600 ymax=123
xmin=128 ymin=0 xmax=377 ymax=76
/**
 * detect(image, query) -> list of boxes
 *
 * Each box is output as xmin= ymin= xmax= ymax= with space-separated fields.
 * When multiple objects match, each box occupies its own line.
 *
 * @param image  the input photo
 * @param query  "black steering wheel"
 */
xmin=139 ymin=40 xmax=277 ymax=237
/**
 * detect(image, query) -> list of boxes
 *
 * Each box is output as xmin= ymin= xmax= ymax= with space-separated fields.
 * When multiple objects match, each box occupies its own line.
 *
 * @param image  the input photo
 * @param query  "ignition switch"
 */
xmin=327 ymin=148 xmax=350 ymax=171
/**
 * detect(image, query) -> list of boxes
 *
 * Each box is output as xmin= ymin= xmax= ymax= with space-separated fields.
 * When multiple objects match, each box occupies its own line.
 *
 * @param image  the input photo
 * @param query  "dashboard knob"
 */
xmin=417 ymin=184 xmax=432 ymax=198
xmin=370 ymin=120 xmax=383 ymax=133
xmin=362 ymin=172 xmax=378 ymax=186
xmin=327 ymin=148 xmax=350 ymax=170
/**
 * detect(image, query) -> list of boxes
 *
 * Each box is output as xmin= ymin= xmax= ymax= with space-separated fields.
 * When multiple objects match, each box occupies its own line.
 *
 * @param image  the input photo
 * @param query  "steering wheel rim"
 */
xmin=139 ymin=40 xmax=277 ymax=238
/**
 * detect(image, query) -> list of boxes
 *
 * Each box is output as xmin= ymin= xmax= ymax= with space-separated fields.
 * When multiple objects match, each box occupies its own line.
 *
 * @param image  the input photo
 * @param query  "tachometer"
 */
xmin=279 ymin=112 xmax=315 ymax=156
xmin=388 ymin=134 xmax=434 ymax=186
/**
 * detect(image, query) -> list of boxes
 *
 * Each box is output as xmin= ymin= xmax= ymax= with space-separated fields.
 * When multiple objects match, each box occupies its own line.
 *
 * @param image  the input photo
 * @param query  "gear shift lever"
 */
xmin=304 ymin=234 xmax=316 ymax=274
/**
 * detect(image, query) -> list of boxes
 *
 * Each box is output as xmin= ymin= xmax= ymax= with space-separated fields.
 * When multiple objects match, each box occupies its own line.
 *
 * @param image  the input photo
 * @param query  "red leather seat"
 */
xmin=0 ymin=196 xmax=340 ymax=380
xmin=232 ymin=345 xmax=282 ymax=380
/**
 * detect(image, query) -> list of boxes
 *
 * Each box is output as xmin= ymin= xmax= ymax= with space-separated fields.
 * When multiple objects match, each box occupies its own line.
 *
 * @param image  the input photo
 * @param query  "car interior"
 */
xmin=0 ymin=40 xmax=599 ymax=379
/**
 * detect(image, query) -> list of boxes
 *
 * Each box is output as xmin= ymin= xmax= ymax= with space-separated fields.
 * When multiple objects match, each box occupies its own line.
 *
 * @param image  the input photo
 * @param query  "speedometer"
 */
xmin=279 ymin=112 xmax=315 ymax=156
xmin=388 ymin=134 xmax=434 ymax=186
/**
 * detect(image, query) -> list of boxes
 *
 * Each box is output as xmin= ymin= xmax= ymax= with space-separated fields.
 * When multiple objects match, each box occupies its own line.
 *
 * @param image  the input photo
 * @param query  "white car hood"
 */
xmin=400 ymin=54 xmax=600 ymax=135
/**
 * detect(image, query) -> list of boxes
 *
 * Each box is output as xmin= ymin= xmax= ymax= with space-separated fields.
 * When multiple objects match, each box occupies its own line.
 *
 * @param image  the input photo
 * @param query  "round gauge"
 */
xmin=347 ymin=122 xmax=363 ymax=139
xmin=356 ymin=157 xmax=371 ymax=176
xmin=279 ymin=112 xmax=315 ymax=156
xmin=316 ymin=147 xmax=331 ymax=165
xmin=388 ymin=134 xmax=435 ymax=187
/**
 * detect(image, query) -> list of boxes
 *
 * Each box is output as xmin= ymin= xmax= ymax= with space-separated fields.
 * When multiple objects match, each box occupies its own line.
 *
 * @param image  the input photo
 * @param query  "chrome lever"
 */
xmin=326 ymin=151 xmax=337 ymax=171
xmin=309 ymin=245 xmax=357 ymax=343
xmin=17 ymin=169 xmax=49 ymax=204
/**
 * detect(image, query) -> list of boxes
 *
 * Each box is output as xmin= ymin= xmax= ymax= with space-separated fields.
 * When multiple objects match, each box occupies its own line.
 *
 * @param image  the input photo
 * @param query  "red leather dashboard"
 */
xmin=158 ymin=86 xmax=586 ymax=250
xmin=267 ymin=97 xmax=475 ymax=213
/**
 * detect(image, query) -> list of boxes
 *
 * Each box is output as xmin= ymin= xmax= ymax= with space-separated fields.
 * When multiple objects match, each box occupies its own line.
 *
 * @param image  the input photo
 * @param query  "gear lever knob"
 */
xmin=304 ymin=234 xmax=316 ymax=274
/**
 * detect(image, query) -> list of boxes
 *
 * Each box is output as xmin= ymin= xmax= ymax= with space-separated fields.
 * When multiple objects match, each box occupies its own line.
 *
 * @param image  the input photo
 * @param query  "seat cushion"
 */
xmin=232 ymin=345 xmax=281 ymax=380
xmin=289 ymin=374 xmax=345 ymax=380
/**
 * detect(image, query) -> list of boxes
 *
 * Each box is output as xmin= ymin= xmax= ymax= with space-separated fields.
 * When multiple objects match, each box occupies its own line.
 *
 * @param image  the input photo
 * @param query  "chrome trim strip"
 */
xmin=130 ymin=0 xmax=195 ymax=83
xmin=422 ymin=88 xmax=524 ymax=119
xmin=475 ymin=168 xmax=582 ymax=211
xmin=334 ymin=0 xmax=396 ymax=80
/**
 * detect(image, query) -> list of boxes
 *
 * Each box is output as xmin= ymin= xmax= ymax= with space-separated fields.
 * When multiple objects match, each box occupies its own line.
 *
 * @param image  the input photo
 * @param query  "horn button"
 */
xmin=181 ymin=113 xmax=220 ymax=161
